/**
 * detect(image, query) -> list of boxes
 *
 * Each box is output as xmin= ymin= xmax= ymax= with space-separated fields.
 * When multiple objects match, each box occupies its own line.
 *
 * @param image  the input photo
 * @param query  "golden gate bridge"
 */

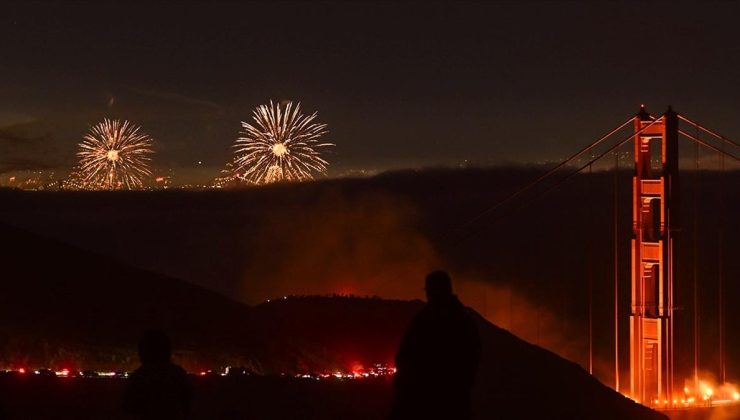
xmin=459 ymin=105 xmax=739 ymax=410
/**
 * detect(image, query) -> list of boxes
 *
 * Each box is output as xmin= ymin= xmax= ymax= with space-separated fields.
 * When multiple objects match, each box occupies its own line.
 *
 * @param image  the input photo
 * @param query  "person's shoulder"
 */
xmin=461 ymin=306 xmax=477 ymax=320
xmin=457 ymin=306 xmax=479 ymax=329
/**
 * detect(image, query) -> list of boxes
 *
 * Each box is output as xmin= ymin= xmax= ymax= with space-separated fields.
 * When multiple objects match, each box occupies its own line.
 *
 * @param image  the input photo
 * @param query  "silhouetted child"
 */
xmin=123 ymin=330 xmax=192 ymax=419
xmin=391 ymin=271 xmax=480 ymax=419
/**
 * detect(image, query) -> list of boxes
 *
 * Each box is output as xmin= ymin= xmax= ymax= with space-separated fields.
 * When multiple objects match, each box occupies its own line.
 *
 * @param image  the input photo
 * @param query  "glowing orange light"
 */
xmin=271 ymin=143 xmax=287 ymax=157
xmin=18 ymin=368 xmax=26 ymax=374
xmin=106 ymin=149 xmax=120 ymax=162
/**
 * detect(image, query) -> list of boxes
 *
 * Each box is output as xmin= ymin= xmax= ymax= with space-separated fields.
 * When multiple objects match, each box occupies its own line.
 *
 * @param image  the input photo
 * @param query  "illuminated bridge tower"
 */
xmin=630 ymin=106 xmax=679 ymax=404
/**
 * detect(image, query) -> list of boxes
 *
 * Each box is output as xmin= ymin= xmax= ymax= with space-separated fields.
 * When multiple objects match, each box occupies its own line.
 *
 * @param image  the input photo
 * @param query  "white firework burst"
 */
xmin=75 ymin=119 xmax=155 ymax=190
xmin=233 ymin=101 xmax=333 ymax=184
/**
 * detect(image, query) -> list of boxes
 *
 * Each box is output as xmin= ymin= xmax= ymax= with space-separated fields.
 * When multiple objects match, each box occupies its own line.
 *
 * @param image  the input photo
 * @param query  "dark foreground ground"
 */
xmin=0 ymin=376 xmax=737 ymax=420
xmin=0 ymin=375 xmax=392 ymax=420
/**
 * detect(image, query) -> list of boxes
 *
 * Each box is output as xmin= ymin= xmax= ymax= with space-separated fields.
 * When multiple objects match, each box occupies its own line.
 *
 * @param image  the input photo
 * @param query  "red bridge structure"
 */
xmin=629 ymin=108 xmax=679 ymax=405
xmin=460 ymin=105 xmax=739 ymax=408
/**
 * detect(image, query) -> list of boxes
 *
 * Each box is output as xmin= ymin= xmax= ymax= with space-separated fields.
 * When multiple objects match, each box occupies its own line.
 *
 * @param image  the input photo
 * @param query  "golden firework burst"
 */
xmin=233 ymin=101 xmax=333 ymax=184
xmin=75 ymin=119 xmax=154 ymax=190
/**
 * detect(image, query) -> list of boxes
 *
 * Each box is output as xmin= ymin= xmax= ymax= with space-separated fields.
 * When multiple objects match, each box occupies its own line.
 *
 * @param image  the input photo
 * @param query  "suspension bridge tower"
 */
xmin=630 ymin=106 xmax=679 ymax=404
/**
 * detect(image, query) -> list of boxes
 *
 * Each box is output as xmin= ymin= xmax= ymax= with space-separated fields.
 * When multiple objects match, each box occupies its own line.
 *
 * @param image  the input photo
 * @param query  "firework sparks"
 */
xmin=233 ymin=101 xmax=333 ymax=184
xmin=74 ymin=119 xmax=155 ymax=190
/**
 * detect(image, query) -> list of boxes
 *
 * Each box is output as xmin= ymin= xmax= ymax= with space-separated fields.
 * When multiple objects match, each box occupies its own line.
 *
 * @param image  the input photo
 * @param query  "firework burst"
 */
xmin=75 ymin=119 xmax=155 ymax=190
xmin=233 ymin=101 xmax=333 ymax=184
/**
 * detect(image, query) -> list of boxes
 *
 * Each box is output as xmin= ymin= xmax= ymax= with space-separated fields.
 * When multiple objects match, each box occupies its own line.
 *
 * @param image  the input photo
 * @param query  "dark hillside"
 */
xmin=243 ymin=296 xmax=668 ymax=420
xmin=0 ymin=223 xmax=256 ymax=372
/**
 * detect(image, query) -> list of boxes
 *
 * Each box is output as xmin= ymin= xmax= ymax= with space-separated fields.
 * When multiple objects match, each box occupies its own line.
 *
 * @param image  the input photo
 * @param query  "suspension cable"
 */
xmin=693 ymin=127 xmax=700 ymax=394
xmin=455 ymin=117 xmax=634 ymax=232
xmin=678 ymin=114 xmax=740 ymax=149
xmin=718 ymin=139 xmax=726 ymax=384
xmin=678 ymin=130 xmax=740 ymax=162
xmin=613 ymin=145 xmax=620 ymax=393
xmin=588 ymin=162 xmax=594 ymax=376
xmin=468 ymin=116 xmax=664 ymax=233
xmin=681 ymin=115 xmax=732 ymax=385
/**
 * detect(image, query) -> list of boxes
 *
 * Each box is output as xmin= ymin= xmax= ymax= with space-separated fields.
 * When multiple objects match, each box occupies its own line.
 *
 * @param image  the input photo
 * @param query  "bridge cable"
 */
xmin=613 ymin=143 xmax=620 ymax=393
xmin=677 ymin=130 xmax=740 ymax=162
xmin=356 ymin=115 xmax=634 ymax=292
xmin=693 ymin=127 xmax=700 ymax=394
xmin=678 ymin=115 xmax=740 ymax=150
xmin=458 ymin=116 xmax=665 ymax=237
xmin=588 ymin=162 xmax=594 ymax=376
xmin=453 ymin=117 xmax=634 ymax=233
xmin=677 ymin=118 xmax=737 ymax=374
xmin=718 ymin=137 xmax=726 ymax=384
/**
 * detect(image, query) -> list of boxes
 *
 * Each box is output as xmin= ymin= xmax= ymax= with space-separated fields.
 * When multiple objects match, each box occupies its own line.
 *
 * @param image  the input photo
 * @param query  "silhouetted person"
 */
xmin=123 ymin=330 xmax=192 ymax=419
xmin=391 ymin=271 xmax=480 ymax=419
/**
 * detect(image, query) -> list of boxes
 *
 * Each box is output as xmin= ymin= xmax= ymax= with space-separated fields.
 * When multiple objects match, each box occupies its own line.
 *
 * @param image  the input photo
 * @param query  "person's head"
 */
xmin=425 ymin=270 xmax=453 ymax=304
xmin=138 ymin=329 xmax=172 ymax=365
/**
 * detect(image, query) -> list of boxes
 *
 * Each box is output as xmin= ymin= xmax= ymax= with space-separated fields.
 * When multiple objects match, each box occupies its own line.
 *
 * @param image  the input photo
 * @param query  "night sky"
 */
xmin=2 ymin=2 xmax=739 ymax=183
